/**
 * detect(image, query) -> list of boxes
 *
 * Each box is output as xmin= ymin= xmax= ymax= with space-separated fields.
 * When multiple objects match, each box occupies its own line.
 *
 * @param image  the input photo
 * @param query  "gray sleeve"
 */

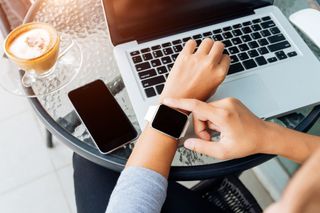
xmin=106 ymin=167 xmax=168 ymax=213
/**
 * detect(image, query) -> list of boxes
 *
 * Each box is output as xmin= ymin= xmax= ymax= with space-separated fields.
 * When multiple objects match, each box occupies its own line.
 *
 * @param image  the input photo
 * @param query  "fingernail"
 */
xmin=184 ymin=139 xmax=194 ymax=150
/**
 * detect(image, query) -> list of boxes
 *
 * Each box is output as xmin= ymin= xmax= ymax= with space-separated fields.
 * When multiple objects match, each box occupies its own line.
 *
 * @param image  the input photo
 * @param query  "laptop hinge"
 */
xmin=137 ymin=9 xmax=255 ymax=44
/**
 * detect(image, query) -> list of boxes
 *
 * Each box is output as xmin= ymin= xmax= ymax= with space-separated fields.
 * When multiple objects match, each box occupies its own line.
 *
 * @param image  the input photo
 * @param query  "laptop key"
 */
xmin=231 ymin=37 xmax=242 ymax=45
xmin=193 ymin=34 xmax=202 ymax=40
xmin=248 ymin=49 xmax=259 ymax=58
xmin=242 ymin=27 xmax=252 ymax=34
xmin=151 ymin=45 xmax=161 ymax=50
xmin=136 ymin=62 xmax=151 ymax=72
xmin=213 ymin=34 xmax=223 ymax=41
xmin=203 ymin=31 xmax=212 ymax=37
xmin=261 ymin=29 xmax=271 ymax=37
xmin=145 ymin=87 xmax=157 ymax=98
xmin=173 ymin=45 xmax=183 ymax=53
xmin=139 ymin=69 xmax=157 ymax=80
xmin=242 ymin=59 xmax=257 ymax=69
xmin=241 ymin=35 xmax=252 ymax=42
xmin=229 ymin=46 xmax=240 ymax=54
xmin=248 ymin=41 xmax=259 ymax=49
xmin=228 ymin=62 xmax=245 ymax=75
xmin=161 ymin=56 xmax=172 ymax=64
xmin=167 ymin=63 xmax=174 ymax=71
xmin=267 ymin=34 xmax=285 ymax=43
xmin=288 ymin=51 xmax=298 ymax=57
xmin=267 ymin=57 xmax=278 ymax=63
xmin=151 ymin=59 xmax=161 ymax=67
xmin=262 ymin=16 xmax=271 ymax=21
xmin=238 ymin=52 xmax=249 ymax=60
xmin=251 ymin=24 xmax=262 ymax=31
xmin=142 ymin=75 xmax=166 ymax=88
xmin=270 ymin=27 xmax=280 ymax=34
xmin=156 ymin=84 xmax=165 ymax=95
xmin=223 ymin=40 xmax=232 ymax=47
xmin=223 ymin=32 xmax=233 ymax=39
xmin=275 ymin=51 xmax=288 ymax=60
xmin=153 ymin=50 xmax=163 ymax=58
xmin=252 ymin=18 xmax=261 ymax=23
xmin=223 ymin=26 xmax=232 ymax=31
xmin=243 ymin=21 xmax=252 ymax=26
xmin=239 ymin=44 xmax=249 ymax=52
xmin=157 ymin=66 xmax=168 ymax=74
xmin=233 ymin=24 xmax=242 ymax=29
xmin=251 ymin=32 xmax=262 ymax=39
xmin=255 ymin=56 xmax=267 ymax=65
xmin=195 ymin=39 xmax=202 ymax=46
xmin=132 ymin=56 xmax=142 ymax=64
xmin=172 ymin=54 xmax=179 ymax=61
xmin=172 ymin=40 xmax=182 ymax=45
xmin=162 ymin=42 xmax=171 ymax=47
xmin=213 ymin=29 xmax=222 ymax=34
xmin=261 ymin=20 xmax=275 ymax=29
xmin=230 ymin=55 xmax=239 ymax=63
xmin=258 ymin=38 xmax=269 ymax=46
xmin=258 ymin=47 xmax=269 ymax=55
xmin=223 ymin=49 xmax=229 ymax=55
xmin=143 ymin=53 xmax=153 ymax=61
xmin=130 ymin=51 xmax=139 ymax=56
xmin=268 ymin=41 xmax=291 ymax=52
xmin=182 ymin=37 xmax=192 ymax=42
xmin=232 ymin=29 xmax=243 ymax=36
xmin=163 ymin=47 xmax=174 ymax=55
xmin=141 ymin=48 xmax=151 ymax=53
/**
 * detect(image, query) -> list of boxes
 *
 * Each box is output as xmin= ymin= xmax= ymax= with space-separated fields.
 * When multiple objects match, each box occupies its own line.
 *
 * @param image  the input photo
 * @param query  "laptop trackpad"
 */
xmin=211 ymin=75 xmax=279 ymax=117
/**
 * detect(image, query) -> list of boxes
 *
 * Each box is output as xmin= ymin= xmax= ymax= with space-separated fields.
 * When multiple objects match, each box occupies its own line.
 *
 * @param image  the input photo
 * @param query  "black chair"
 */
xmin=0 ymin=2 xmax=54 ymax=148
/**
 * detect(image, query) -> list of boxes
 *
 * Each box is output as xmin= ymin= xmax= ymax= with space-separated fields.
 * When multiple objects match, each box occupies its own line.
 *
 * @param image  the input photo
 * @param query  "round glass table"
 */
xmin=21 ymin=0 xmax=320 ymax=180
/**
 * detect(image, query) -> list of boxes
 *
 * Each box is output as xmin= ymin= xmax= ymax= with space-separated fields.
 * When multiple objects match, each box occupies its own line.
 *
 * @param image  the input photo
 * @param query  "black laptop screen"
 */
xmin=102 ymin=0 xmax=273 ymax=45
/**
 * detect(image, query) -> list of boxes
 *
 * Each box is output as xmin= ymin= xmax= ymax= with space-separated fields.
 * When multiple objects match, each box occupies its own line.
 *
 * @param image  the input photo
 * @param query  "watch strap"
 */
xmin=144 ymin=105 xmax=159 ymax=122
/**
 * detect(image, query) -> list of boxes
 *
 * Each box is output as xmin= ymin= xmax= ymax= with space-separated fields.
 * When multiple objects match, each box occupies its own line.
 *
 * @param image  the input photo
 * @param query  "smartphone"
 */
xmin=68 ymin=79 xmax=138 ymax=154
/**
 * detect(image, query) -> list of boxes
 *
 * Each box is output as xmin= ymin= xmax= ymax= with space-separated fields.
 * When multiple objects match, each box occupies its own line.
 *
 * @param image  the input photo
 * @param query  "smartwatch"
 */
xmin=144 ymin=104 xmax=189 ymax=139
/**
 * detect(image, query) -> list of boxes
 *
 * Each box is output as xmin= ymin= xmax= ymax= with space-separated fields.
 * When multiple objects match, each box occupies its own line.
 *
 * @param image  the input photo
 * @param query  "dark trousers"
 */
xmin=73 ymin=153 xmax=219 ymax=213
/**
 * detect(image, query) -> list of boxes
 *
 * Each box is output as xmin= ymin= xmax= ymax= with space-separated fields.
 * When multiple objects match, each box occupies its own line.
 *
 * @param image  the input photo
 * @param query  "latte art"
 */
xmin=9 ymin=28 xmax=51 ymax=59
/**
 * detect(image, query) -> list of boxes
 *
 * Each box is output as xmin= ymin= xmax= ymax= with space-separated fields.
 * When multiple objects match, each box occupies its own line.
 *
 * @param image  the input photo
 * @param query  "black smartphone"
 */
xmin=68 ymin=79 xmax=138 ymax=154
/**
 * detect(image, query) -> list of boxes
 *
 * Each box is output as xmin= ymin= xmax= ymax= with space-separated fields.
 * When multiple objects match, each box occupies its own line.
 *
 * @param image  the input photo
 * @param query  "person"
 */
xmin=73 ymin=39 xmax=320 ymax=213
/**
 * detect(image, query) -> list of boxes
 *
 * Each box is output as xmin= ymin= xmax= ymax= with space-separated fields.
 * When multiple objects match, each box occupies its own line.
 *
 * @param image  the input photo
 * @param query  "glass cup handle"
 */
xmin=21 ymin=38 xmax=75 ymax=88
xmin=58 ymin=38 xmax=75 ymax=60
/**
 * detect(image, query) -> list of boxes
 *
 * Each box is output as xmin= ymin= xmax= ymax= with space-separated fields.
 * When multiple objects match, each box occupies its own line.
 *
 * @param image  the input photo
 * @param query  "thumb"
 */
xmin=184 ymin=138 xmax=226 ymax=159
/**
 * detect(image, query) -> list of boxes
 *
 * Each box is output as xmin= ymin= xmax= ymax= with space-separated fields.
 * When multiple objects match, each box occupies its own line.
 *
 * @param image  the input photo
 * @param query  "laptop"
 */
xmin=102 ymin=0 xmax=320 ymax=128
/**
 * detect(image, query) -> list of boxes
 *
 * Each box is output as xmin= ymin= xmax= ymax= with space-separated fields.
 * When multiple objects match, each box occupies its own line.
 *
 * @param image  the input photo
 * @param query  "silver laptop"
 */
xmin=102 ymin=0 xmax=320 ymax=128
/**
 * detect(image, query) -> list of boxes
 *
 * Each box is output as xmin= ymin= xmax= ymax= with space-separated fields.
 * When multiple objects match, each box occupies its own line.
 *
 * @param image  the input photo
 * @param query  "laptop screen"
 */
xmin=103 ymin=0 xmax=273 ymax=45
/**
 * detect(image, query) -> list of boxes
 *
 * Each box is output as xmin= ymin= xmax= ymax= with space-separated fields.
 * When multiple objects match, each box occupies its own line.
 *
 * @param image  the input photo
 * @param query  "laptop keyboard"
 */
xmin=129 ymin=16 xmax=298 ymax=98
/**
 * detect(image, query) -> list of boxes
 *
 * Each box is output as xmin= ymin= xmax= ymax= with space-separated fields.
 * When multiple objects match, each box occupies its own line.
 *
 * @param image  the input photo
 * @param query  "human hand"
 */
xmin=265 ymin=148 xmax=320 ymax=213
xmin=163 ymin=98 xmax=276 ymax=160
xmin=159 ymin=38 xmax=230 ymax=102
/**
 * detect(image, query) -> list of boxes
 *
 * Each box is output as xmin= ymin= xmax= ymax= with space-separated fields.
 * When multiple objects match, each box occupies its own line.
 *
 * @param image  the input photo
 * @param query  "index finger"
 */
xmin=180 ymin=39 xmax=197 ymax=55
xmin=163 ymin=98 xmax=224 ymax=124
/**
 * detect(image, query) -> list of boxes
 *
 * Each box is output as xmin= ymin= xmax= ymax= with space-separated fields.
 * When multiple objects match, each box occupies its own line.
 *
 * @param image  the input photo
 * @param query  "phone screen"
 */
xmin=68 ymin=80 xmax=138 ymax=153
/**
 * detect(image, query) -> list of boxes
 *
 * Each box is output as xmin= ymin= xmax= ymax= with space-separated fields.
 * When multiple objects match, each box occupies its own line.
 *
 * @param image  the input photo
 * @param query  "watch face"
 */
xmin=152 ymin=105 xmax=188 ymax=138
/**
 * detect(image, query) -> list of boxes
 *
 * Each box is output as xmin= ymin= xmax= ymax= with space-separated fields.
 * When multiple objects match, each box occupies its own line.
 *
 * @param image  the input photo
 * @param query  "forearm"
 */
xmin=262 ymin=122 xmax=320 ymax=163
xmin=126 ymin=125 xmax=178 ymax=178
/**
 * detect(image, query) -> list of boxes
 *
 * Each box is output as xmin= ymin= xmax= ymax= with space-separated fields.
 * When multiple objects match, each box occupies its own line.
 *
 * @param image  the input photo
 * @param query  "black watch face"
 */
xmin=152 ymin=105 xmax=188 ymax=138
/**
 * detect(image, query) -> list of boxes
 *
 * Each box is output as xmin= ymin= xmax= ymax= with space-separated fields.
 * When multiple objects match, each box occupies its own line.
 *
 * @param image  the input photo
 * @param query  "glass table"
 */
xmin=22 ymin=0 xmax=320 ymax=180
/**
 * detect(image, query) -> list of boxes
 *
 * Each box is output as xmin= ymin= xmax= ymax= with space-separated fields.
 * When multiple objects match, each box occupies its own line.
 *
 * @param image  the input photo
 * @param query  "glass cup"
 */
xmin=3 ymin=22 xmax=74 ymax=87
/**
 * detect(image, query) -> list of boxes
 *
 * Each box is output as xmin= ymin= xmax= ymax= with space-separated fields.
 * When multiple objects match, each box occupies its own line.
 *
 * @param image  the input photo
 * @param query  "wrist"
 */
xmin=257 ymin=121 xmax=283 ymax=155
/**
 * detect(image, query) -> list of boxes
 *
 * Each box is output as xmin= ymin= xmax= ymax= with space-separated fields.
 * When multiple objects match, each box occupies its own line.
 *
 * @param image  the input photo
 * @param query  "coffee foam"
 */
xmin=9 ymin=28 xmax=52 ymax=60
